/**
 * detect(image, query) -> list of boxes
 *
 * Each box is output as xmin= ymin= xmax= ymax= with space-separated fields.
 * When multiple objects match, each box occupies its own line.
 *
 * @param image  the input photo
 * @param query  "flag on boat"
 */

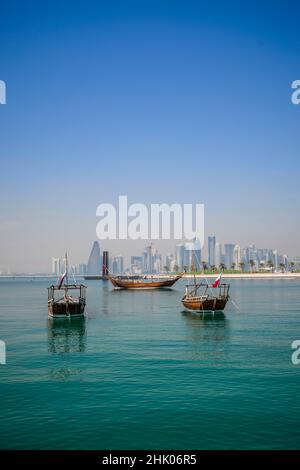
xmin=58 ymin=271 xmax=67 ymax=289
xmin=212 ymin=272 xmax=222 ymax=288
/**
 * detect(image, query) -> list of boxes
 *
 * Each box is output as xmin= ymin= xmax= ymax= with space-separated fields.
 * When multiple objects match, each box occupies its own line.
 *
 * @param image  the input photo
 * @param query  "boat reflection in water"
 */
xmin=47 ymin=317 xmax=87 ymax=354
xmin=181 ymin=310 xmax=230 ymax=361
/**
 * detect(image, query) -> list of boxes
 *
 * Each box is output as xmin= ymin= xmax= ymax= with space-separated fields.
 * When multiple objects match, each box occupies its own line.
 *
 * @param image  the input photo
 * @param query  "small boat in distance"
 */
xmin=108 ymin=273 xmax=184 ymax=290
xmin=48 ymin=253 xmax=87 ymax=318
xmin=182 ymin=273 xmax=230 ymax=312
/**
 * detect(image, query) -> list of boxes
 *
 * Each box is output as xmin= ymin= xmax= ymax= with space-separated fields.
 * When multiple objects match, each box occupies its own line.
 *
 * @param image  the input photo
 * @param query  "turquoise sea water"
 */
xmin=0 ymin=278 xmax=300 ymax=449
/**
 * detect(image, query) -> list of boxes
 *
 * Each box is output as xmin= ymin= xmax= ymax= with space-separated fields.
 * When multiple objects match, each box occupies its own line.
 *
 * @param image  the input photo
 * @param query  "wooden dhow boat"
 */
xmin=182 ymin=274 xmax=230 ymax=312
xmin=48 ymin=253 xmax=87 ymax=318
xmin=108 ymin=273 xmax=183 ymax=290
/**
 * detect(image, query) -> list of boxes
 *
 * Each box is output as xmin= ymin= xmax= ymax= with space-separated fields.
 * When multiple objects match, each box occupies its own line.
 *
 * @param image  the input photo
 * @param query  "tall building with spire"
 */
xmin=87 ymin=241 xmax=101 ymax=275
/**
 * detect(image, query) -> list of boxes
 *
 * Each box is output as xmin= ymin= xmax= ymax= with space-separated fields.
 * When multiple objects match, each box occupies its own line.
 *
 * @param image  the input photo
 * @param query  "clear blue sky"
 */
xmin=0 ymin=0 xmax=300 ymax=271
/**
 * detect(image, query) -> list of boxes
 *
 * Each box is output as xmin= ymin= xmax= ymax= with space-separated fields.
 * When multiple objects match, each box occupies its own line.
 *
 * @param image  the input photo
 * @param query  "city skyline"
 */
xmin=10 ymin=236 xmax=297 ymax=276
xmin=0 ymin=229 xmax=297 ymax=274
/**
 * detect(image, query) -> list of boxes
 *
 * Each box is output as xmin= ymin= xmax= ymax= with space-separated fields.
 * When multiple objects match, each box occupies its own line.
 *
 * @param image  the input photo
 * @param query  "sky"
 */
xmin=0 ymin=0 xmax=300 ymax=272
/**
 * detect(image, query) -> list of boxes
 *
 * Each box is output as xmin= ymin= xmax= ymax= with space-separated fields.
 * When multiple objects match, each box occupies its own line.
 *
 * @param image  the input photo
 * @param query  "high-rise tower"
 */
xmin=208 ymin=236 xmax=216 ymax=267
xmin=102 ymin=251 xmax=109 ymax=277
xmin=87 ymin=241 xmax=101 ymax=275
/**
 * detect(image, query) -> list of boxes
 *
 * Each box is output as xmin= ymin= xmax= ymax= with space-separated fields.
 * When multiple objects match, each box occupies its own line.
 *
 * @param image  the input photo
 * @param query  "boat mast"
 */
xmin=193 ymin=250 xmax=197 ymax=287
xmin=65 ymin=251 xmax=68 ymax=299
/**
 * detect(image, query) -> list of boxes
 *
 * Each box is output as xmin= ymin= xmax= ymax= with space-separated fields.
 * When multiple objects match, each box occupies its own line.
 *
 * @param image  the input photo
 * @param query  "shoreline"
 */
xmin=1 ymin=273 xmax=300 ymax=280
xmin=183 ymin=273 xmax=300 ymax=280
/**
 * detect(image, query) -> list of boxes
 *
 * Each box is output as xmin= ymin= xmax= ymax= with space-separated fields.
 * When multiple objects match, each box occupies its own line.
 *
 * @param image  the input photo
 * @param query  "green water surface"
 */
xmin=0 ymin=278 xmax=299 ymax=449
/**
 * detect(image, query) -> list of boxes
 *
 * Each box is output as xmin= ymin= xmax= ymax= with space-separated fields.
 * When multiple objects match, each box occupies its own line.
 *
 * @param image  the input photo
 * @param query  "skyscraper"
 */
xmin=193 ymin=238 xmax=202 ymax=271
xmin=112 ymin=255 xmax=124 ymax=274
xmin=165 ymin=253 xmax=174 ymax=271
xmin=51 ymin=257 xmax=60 ymax=275
xmin=87 ymin=241 xmax=101 ymax=275
xmin=224 ymin=244 xmax=235 ymax=269
xmin=152 ymin=249 xmax=162 ymax=273
xmin=233 ymin=244 xmax=241 ymax=270
xmin=78 ymin=263 xmax=87 ymax=275
xmin=208 ymin=236 xmax=216 ymax=267
xmin=102 ymin=251 xmax=109 ymax=276
xmin=273 ymin=250 xmax=278 ymax=270
xmin=184 ymin=242 xmax=194 ymax=270
xmin=215 ymin=242 xmax=222 ymax=268
xmin=245 ymin=245 xmax=256 ymax=264
xmin=131 ymin=256 xmax=143 ymax=274
xmin=175 ymin=244 xmax=185 ymax=270
xmin=183 ymin=240 xmax=201 ymax=271
xmin=145 ymin=245 xmax=153 ymax=273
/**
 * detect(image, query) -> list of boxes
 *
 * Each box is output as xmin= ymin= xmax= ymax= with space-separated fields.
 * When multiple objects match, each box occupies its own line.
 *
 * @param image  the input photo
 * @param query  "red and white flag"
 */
xmin=212 ymin=272 xmax=222 ymax=288
xmin=58 ymin=271 xmax=67 ymax=289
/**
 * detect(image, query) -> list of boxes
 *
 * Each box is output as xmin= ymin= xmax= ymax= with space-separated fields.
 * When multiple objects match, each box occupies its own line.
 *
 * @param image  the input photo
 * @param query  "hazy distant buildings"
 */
xmin=131 ymin=256 xmax=143 ymax=274
xmin=51 ymin=257 xmax=67 ymax=275
xmin=215 ymin=242 xmax=222 ymax=268
xmin=208 ymin=236 xmax=216 ymax=267
xmin=144 ymin=245 xmax=153 ymax=273
xmin=116 ymin=255 xmax=124 ymax=273
xmin=112 ymin=255 xmax=124 ymax=274
xmin=143 ymin=252 xmax=147 ymax=272
xmin=153 ymin=250 xmax=162 ymax=273
xmin=257 ymin=248 xmax=266 ymax=263
xmin=175 ymin=244 xmax=185 ymax=270
xmin=245 ymin=245 xmax=257 ymax=265
xmin=77 ymin=238 xmax=291 ymax=278
xmin=193 ymin=238 xmax=202 ymax=271
xmin=87 ymin=241 xmax=101 ymax=276
xmin=183 ymin=239 xmax=201 ymax=271
xmin=165 ymin=253 xmax=174 ymax=271
xmin=102 ymin=251 xmax=109 ymax=276
xmin=224 ymin=244 xmax=235 ymax=269
xmin=233 ymin=244 xmax=241 ymax=269
xmin=183 ymin=242 xmax=193 ymax=269
xmin=52 ymin=257 xmax=61 ymax=275
xmin=71 ymin=265 xmax=77 ymax=275
xmin=273 ymin=250 xmax=279 ymax=270
xmin=170 ymin=258 xmax=177 ymax=272
xmin=78 ymin=263 xmax=87 ymax=275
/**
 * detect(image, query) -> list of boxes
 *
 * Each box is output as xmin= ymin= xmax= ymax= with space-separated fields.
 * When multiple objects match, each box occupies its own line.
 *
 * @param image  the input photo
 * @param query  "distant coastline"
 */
xmin=183 ymin=272 xmax=300 ymax=280
xmin=1 ymin=273 xmax=300 ymax=280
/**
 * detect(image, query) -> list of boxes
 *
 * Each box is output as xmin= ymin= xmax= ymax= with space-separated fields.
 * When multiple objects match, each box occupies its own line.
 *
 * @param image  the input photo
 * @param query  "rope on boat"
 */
xmin=192 ymin=251 xmax=243 ymax=311
xmin=229 ymin=298 xmax=240 ymax=310
xmin=66 ymin=299 xmax=70 ymax=317
xmin=70 ymin=265 xmax=77 ymax=285
xmin=191 ymin=250 xmax=216 ymax=296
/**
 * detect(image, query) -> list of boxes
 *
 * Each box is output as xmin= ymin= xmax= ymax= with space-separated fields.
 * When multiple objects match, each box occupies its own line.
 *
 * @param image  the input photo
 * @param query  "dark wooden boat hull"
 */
xmin=182 ymin=297 xmax=228 ymax=312
xmin=48 ymin=298 xmax=86 ymax=317
xmin=109 ymin=275 xmax=183 ymax=289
